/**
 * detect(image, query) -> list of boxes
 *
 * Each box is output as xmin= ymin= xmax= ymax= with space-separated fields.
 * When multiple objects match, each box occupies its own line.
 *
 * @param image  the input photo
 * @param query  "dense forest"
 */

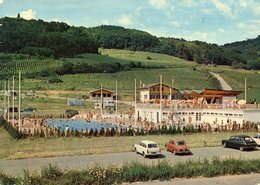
xmin=0 ymin=17 xmax=259 ymax=69
xmin=224 ymin=36 xmax=260 ymax=69
xmin=0 ymin=17 xmax=98 ymax=58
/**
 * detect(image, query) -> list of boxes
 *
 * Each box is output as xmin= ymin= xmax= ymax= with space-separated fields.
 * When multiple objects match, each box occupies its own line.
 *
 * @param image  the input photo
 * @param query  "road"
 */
xmin=0 ymin=146 xmax=260 ymax=176
xmin=210 ymin=72 xmax=232 ymax=90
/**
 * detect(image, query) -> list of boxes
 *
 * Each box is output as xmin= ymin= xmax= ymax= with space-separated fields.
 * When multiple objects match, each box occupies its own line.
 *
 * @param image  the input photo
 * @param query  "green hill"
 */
xmin=224 ymin=36 xmax=260 ymax=69
xmin=1 ymin=17 xmax=259 ymax=69
xmin=0 ymin=49 xmax=259 ymax=117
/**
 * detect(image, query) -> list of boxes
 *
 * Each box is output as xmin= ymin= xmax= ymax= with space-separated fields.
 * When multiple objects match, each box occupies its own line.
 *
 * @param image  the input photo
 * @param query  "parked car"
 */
xmin=165 ymin=139 xmax=192 ymax=155
xmin=252 ymin=134 xmax=260 ymax=146
xmin=222 ymin=135 xmax=257 ymax=151
xmin=134 ymin=140 xmax=161 ymax=158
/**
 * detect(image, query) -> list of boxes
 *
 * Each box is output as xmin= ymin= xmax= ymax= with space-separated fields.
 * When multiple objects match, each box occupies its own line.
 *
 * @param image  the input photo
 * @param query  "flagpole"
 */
xmin=12 ymin=75 xmax=15 ymax=124
xmin=115 ymin=80 xmax=118 ymax=116
xmin=7 ymin=80 xmax=10 ymax=122
xmin=160 ymin=74 xmax=162 ymax=124
xmin=101 ymin=83 xmax=103 ymax=116
xmin=3 ymin=81 xmax=6 ymax=119
xmin=135 ymin=78 xmax=137 ymax=126
xmin=170 ymin=77 xmax=172 ymax=101
xmin=244 ymin=77 xmax=247 ymax=102
xmin=18 ymin=71 xmax=21 ymax=132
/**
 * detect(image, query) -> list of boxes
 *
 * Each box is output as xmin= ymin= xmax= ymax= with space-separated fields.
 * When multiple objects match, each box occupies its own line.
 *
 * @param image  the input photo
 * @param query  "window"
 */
xmin=196 ymin=113 xmax=201 ymax=121
xmin=148 ymin=144 xmax=158 ymax=148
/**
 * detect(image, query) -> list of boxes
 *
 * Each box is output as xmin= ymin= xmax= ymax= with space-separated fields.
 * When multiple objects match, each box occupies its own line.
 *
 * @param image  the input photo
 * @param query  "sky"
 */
xmin=0 ymin=0 xmax=259 ymax=45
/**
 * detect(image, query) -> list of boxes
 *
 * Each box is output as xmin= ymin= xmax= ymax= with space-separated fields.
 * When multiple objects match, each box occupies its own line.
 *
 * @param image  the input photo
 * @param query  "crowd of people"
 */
xmin=5 ymin=109 xmax=260 ymax=138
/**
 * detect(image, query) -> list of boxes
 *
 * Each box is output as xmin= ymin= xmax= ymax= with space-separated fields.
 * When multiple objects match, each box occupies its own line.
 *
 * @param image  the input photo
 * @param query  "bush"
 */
xmin=48 ymin=77 xmax=63 ymax=83
xmin=65 ymin=109 xmax=79 ymax=118
xmin=0 ymin=116 xmax=22 ymax=139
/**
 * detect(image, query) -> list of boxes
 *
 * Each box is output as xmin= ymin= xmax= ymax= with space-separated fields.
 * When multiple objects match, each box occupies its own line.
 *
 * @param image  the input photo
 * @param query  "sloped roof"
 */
xmin=180 ymin=90 xmax=203 ymax=94
xmin=181 ymin=89 xmax=241 ymax=96
xmin=140 ymin=83 xmax=179 ymax=91
xmin=89 ymin=88 xmax=115 ymax=95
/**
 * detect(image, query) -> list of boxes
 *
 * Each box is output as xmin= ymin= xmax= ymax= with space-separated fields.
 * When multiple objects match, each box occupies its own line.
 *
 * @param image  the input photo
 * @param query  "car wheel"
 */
xmin=239 ymin=147 xmax=244 ymax=151
xmin=223 ymin=143 xmax=227 ymax=148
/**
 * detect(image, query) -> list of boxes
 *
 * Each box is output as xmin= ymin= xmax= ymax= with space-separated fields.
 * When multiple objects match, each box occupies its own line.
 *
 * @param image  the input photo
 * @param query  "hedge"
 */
xmin=0 ymin=116 xmax=22 ymax=140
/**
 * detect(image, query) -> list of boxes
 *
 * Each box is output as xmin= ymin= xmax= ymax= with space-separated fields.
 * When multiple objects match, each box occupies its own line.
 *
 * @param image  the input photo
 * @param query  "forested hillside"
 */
xmin=0 ymin=17 xmax=98 ymax=58
xmin=86 ymin=25 xmax=159 ymax=51
xmin=224 ymin=36 xmax=260 ymax=69
xmin=0 ymin=17 xmax=259 ymax=69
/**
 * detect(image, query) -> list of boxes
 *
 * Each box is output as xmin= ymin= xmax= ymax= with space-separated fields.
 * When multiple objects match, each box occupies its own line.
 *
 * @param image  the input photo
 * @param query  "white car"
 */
xmin=134 ymin=140 xmax=161 ymax=158
xmin=252 ymin=134 xmax=260 ymax=146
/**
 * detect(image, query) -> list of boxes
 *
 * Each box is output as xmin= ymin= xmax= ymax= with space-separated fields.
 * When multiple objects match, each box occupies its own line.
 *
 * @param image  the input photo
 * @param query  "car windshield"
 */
xmin=148 ymin=144 xmax=158 ymax=148
xmin=242 ymin=137 xmax=253 ymax=142
xmin=176 ymin=141 xmax=185 ymax=145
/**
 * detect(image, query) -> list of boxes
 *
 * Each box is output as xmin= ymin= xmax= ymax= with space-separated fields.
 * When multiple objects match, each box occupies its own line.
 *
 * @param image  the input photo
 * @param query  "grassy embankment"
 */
xmin=0 ymin=127 xmax=256 ymax=160
xmin=1 ymin=158 xmax=260 ymax=185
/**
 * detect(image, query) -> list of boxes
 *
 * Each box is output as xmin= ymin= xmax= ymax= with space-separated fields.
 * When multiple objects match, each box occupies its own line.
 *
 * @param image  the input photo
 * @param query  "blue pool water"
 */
xmin=46 ymin=119 xmax=127 ymax=132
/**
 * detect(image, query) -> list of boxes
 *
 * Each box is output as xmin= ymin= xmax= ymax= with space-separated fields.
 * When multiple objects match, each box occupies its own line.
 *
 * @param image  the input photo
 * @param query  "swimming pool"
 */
xmin=46 ymin=119 xmax=127 ymax=132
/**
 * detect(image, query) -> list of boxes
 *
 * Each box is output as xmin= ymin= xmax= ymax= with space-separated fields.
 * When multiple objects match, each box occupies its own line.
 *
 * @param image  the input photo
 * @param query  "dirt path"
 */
xmin=210 ymin=72 xmax=232 ymax=90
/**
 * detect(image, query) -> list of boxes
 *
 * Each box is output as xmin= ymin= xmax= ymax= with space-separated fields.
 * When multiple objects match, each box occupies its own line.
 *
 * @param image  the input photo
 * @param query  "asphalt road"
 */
xmin=1 ymin=146 xmax=260 ymax=176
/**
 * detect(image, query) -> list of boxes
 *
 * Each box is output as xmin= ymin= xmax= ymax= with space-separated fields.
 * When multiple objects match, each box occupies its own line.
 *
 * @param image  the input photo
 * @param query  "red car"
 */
xmin=165 ymin=139 xmax=192 ymax=155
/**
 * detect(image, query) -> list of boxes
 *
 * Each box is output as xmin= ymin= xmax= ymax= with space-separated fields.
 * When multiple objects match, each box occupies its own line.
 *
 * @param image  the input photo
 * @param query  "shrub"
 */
xmin=48 ymin=77 xmax=63 ymax=83
xmin=41 ymin=164 xmax=63 ymax=180
xmin=65 ymin=109 xmax=79 ymax=118
xmin=0 ymin=116 xmax=22 ymax=139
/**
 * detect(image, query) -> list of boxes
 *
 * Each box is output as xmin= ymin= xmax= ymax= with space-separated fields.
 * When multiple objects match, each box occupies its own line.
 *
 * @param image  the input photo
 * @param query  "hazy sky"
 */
xmin=1 ymin=0 xmax=259 ymax=45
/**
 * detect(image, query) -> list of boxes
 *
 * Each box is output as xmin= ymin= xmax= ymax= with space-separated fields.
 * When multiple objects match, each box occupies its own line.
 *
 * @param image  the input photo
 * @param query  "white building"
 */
xmin=136 ymin=88 xmax=260 ymax=125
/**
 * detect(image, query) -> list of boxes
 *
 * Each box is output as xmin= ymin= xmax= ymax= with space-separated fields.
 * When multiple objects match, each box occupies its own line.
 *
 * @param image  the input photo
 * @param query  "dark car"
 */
xmin=222 ymin=135 xmax=257 ymax=151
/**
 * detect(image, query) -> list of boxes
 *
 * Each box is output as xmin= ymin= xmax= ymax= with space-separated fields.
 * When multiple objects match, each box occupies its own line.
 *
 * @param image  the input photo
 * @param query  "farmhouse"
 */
xmin=140 ymin=83 xmax=179 ymax=102
xmin=89 ymin=88 xmax=116 ymax=111
xmin=89 ymin=88 xmax=115 ymax=100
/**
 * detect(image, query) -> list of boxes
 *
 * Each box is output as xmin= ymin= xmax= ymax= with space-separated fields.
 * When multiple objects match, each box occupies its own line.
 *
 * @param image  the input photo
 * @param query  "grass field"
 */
xmin=0 ymin=49 xmax=259 ymax=116
xmin=0 ymin=127 xmax=256 ymax=160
